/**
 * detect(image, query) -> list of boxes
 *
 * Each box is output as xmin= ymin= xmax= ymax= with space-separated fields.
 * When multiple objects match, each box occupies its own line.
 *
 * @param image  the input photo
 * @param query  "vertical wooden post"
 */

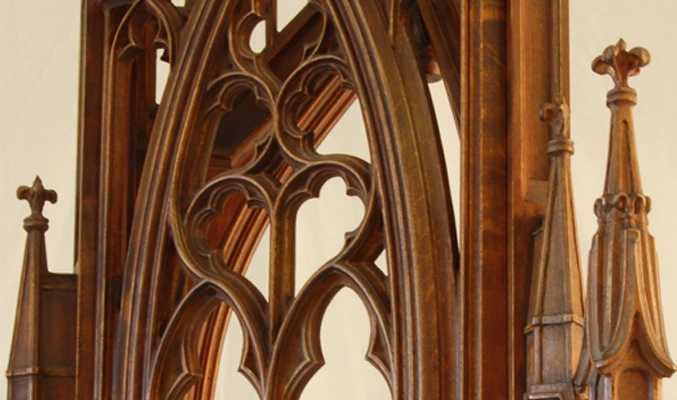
xmin=461 ymin=1 xmax=509 ymax=397
xmin=462 ymin=2 xmax=571 ymax=398
xmin=506 ymin=2 xmax=571 ymax=397
xmin=75 ymin=1 xmax=108 ymax=398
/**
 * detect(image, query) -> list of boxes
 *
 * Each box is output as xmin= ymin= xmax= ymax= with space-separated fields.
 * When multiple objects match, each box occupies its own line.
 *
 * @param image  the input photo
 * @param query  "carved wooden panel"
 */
xmin=107 ymin=0 xmax=459 ymax=398
xmin=5 ymin=1 xmax=677 ymax=400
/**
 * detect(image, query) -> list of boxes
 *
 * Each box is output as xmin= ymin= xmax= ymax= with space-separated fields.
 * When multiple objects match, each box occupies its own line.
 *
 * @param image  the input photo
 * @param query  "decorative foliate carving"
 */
xmin=16 ymin=176 xmax=57 ymax=229
xmin=539 ymin=94 xmax=572 ymax=153
xmin=580 ymin=40 xmax=676 ymax=400
xmin=592 ymin=39 xmax=650 ymax=90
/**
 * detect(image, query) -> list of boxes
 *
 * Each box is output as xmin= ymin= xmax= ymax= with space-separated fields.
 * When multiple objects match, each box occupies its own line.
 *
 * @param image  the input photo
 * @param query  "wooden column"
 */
xmin=460 ymin=1 xmax=509 ymax=397
xmin=461 ymin=2 xmax=570 ymax=398
xmin=74 ymin=1 xmax=107 ymax=398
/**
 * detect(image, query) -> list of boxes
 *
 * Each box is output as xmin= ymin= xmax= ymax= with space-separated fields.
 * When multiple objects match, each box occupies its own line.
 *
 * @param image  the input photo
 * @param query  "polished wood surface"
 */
xmin=525 ymin=96 xmax=584 ymax=400
xmin=7 ymin=178 xmax=77 ymax=399
xmin=5 ymin=1 xmax=675 ymax=399
xmin=576 ymin=39 xmax=676 ymax=400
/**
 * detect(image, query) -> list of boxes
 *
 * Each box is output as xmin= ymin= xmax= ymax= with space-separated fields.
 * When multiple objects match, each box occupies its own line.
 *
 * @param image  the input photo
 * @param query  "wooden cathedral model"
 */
xmin=5 ymin=1 xmax=675 ymax=399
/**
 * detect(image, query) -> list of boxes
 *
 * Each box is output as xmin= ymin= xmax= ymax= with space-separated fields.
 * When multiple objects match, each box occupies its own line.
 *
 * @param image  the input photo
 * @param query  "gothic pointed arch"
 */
xmin=111 ymin=0 xmax=459 ymax=398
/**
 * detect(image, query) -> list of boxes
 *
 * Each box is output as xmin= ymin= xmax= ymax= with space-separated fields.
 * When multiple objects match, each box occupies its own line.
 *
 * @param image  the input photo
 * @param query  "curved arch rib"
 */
xmin=113 ymin=0 xmax=459 ymax=398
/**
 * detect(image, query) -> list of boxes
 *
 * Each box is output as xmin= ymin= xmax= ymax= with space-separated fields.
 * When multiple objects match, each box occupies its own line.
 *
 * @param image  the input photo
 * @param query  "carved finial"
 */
xmin=581 ymin=41 xmax=676 ymax=400
xmin=540 ymin=94 xmax=574 ymax=155
xmin=17 ymin=176 xmax=57 ymax=220
xmin=540 ymin=95 xmax=569 ymax=136
xmin=8 ymin=174 xmax=77 ymax=396
xmin=592 ymin=38 xmax=650 ymax=90
xmin=525 ymin=95 xmax=584 ymax=400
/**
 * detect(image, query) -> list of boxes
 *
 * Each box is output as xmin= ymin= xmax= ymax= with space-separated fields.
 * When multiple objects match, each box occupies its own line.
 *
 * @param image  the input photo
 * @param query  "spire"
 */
xmin=525 ymin=96 xmax=585 ymax=400
xmin=16 ymin=176 xmax=58 ymax=233
xmin=583 ymin=40 xmax=675 ymax=400
xmin=7 ymin=177 xmax=57 ymax=398
xmin=592 ymin=38 xmax=648 ymax=196
xmin=7 ymin=177 xmax=77 ymax=400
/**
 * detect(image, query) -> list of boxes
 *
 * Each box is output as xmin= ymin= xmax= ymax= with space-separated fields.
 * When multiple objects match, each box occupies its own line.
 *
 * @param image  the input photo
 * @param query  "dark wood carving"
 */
xmin=7 ymin=178 xmax=77 ymax=400
xmin=5 ymin=2 xmax=676 ymax=400
xmin=523 ymin=40 xmax=676 ymax=400
xmin=574 ymin=39 xmax=676 ymax=400
xmin=525 ymin=96 xmax=584 ymax=400
xmin=112 ymin=0 xmax=459 ymax=397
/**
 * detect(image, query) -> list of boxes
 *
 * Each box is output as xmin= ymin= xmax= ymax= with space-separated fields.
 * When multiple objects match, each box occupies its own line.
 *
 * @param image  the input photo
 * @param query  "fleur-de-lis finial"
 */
xmin=592 ymin=38 xmax=650 ymax=89
xmin=17 ymin=176 xmax=57 ymax=220
xmin=540 ymin=94 xmax=573 ymax=155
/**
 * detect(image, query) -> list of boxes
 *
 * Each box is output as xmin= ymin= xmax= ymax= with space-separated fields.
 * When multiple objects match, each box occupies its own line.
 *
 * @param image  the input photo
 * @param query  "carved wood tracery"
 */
xmin=107 ymin=0 xmax=460 ymax=398
xmin=5 ymin=1 xmax=676 ymax=400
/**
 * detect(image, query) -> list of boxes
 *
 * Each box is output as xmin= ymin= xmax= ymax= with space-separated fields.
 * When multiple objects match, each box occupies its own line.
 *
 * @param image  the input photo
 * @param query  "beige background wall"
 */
xmin=1 ymin=0 xmax=676 ymax=398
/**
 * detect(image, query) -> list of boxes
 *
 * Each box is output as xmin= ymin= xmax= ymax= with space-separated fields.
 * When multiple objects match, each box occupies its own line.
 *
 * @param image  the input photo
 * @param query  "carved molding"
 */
xmin=8 ymin=2 xmax=677 ymax=400
xmin=579 ymin=39 xmax=676 ymax=400
xmin=525 ymin=96 xmax=584 ymax=400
